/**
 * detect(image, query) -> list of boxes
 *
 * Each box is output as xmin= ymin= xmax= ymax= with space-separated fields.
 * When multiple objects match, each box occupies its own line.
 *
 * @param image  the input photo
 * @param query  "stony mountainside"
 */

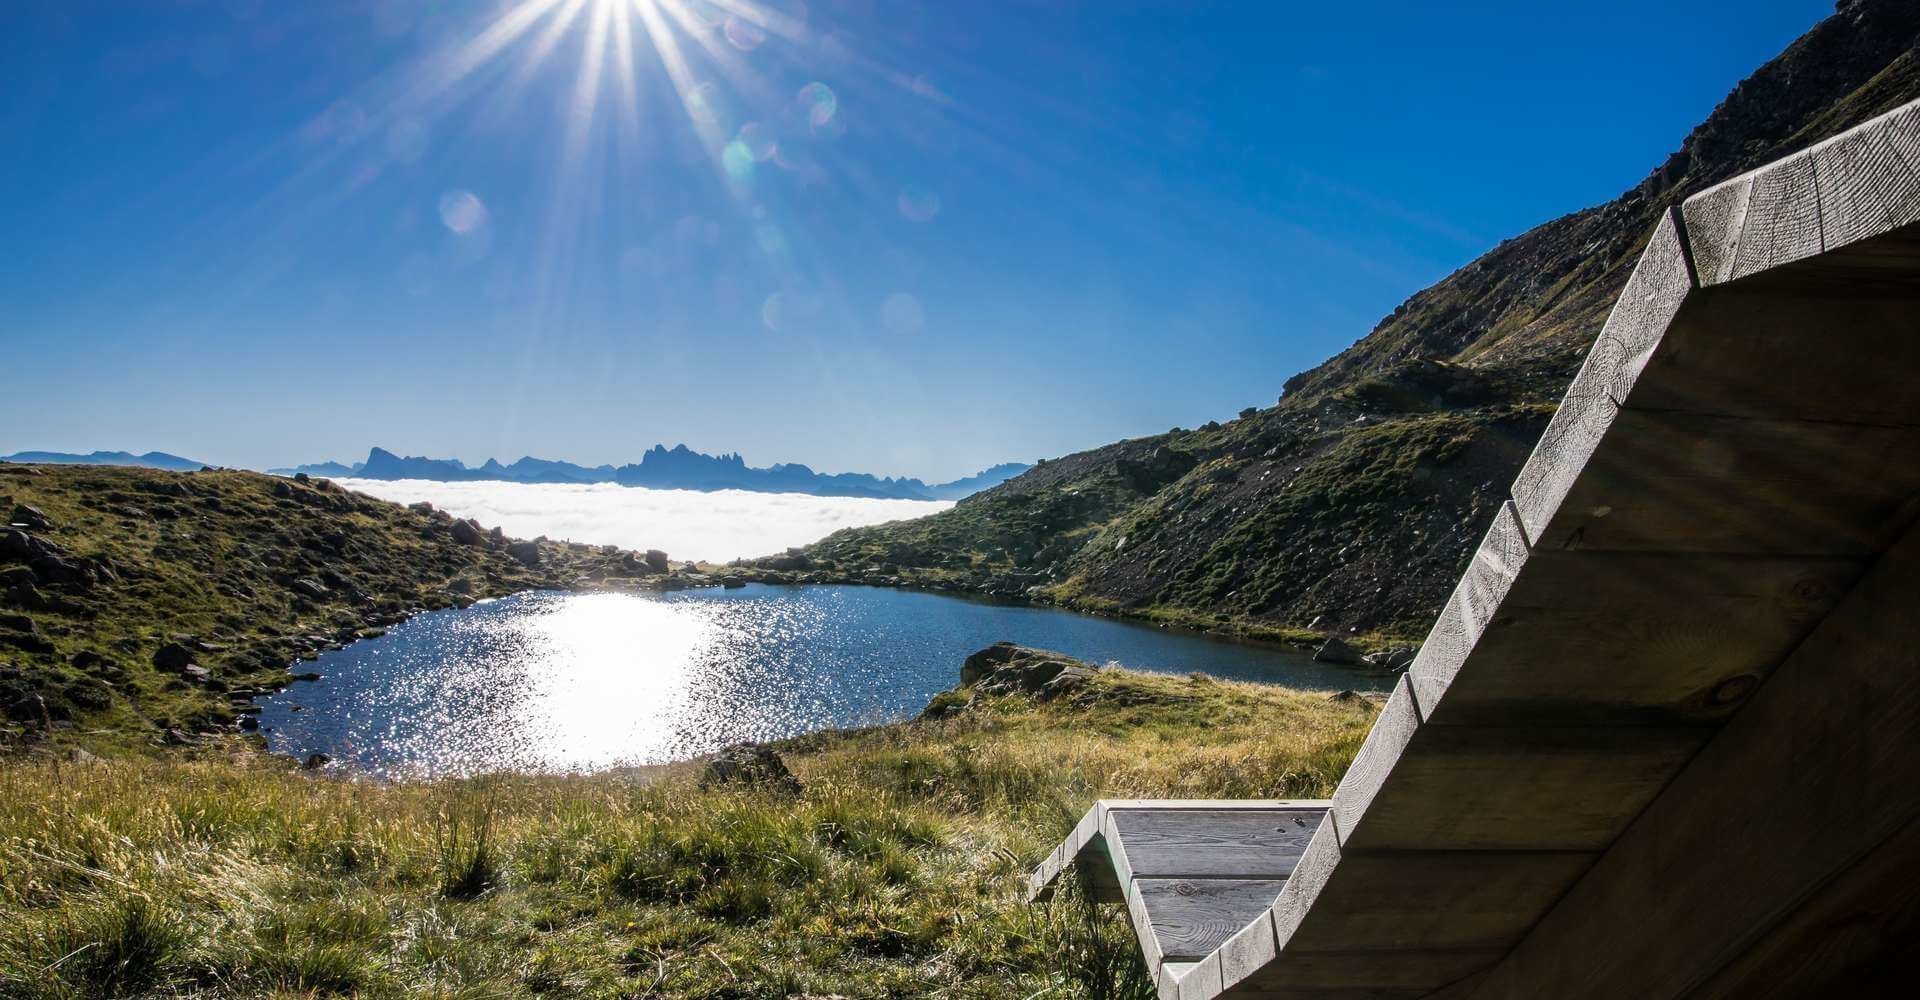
xmin=797 ymin=0 xmax=1920 ymax=639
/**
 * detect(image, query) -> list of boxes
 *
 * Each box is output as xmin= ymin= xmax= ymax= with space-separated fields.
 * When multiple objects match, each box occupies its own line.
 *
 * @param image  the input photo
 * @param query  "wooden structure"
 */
xmin=1030 ymin=98 xmax=1920 ymax=998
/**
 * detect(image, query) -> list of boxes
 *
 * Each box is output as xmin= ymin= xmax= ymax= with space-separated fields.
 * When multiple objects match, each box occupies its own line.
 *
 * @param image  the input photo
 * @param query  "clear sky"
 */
xmin=1 ymin=0 xmax=1835 ymax=480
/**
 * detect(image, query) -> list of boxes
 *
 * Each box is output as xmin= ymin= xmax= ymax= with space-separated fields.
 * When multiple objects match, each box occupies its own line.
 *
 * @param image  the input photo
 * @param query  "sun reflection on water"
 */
xmin=257 ymin=586 xmax=1383 ymax=778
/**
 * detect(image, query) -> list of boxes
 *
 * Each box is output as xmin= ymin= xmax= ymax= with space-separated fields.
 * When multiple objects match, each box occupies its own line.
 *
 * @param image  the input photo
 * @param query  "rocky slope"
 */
xmin=0 ymin=463 xmax=696 ymax=746
xmin=794 ymin=0 xmax=1920 ymax=638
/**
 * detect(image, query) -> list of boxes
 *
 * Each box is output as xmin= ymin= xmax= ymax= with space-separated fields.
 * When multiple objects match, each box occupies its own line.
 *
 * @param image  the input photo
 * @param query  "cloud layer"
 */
xmin=334 ymin=478 xmax=952 ymax=563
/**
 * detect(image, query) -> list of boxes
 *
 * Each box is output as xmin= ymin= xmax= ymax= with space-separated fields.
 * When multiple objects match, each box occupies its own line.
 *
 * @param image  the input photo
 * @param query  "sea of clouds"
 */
xmin=333 ymin=478 xmax=953 ymax=564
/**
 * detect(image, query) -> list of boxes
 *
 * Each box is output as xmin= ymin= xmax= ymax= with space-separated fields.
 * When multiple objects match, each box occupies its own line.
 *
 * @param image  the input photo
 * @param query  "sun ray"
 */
xmin=607 ymin=0 xmax=644 ymax=152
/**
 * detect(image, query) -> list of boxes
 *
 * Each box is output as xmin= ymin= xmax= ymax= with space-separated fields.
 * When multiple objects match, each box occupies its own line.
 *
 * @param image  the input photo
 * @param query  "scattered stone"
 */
xmin=67 ymin=747 xmax=100 ymax=764
xmin=8 ymin=504 xmax=51 ymax=531
xmin=700 ymin=743 xmax=802 ymax=794
xmin=450 ymin=519 xmax=485 ymax=546
xmin=507 ymin=540 xmax=541 ymax=566
xmin=182 ymin=665 xmax=212 ymax=684
xmin=290 ymin=577 xmax=330 ymax=600
xmin=408 ymin=501 xmax=434 ymax=514
xmin=302 ymin=752 xmax=331 ymax=770
xmin=1312 ymin=636 xmax=1363 ymax=666
xmin=721 ymin=576 xmax=746 ymax=588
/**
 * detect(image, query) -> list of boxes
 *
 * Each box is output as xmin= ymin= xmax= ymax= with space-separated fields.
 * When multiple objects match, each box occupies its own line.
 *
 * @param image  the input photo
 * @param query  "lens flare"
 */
xmin=897 ymin=184 xmax=941 ymax=222
xmin=797 ymin=81 xmax=837 ymax=127
xmin=438 ymin=189 xmax=490 ymax=233
xmin=723 ymin=14 xmax=765 ymax=51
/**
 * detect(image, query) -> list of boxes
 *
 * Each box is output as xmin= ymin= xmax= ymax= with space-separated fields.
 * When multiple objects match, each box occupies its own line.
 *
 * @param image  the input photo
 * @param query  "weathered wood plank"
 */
xmin=1137 ymin=879 xmax=1288 ymax=961
xmin=1467 ymin=521 xmax=1920 ymax=1000
xmin=1412 ymin=551 xmax=1859 ymax=727
xmin=1681 ymin=175 xmax=1754 ymax=285
xmin=1336 ymin=725 xmax=1707 ymax=852
xmin=1814 ymin=101 xmax=1920 ymax=250
xmin=1729 ymin=148 xmax=1824 ymax=281
xmin=1109 ymin=808 xmax=1326 ymax=879
xmin=1609 ymin=278 xmax=1920 ymax=426
xmin=1326 ymin=674 xmax=1420 ymax=846
xmin=1405 ymin=502 xmax=1530 ymax=704
xmin=1216 ymin=908 xmax=1278 ymax=989
xmin=1279 ymin=849 xmax=1595 ymax=954
xmin=1265 ymin=821 xmax=1595 ymax=957
xmin=1524 ymin=409 xmax=1920 ymax=556
xmin=1511 ymin=211 xmax=1695 ymax=543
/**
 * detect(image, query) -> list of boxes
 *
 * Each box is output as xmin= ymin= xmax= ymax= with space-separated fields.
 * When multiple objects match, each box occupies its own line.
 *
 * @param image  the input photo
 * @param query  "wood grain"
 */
xmin=1681 ymin=175 xmax=1754 ymax=285
xmin=1526 ymin=409 xmax=1920 ymax=556
xmin=1614 ymin=279 xmax=1920 ymax=426
xmin=1466 ymin=522 xmax=1920 ymax=1000
xmin=1416 ymin=550 xmax=1860 ymax=727
xmin=1138 ymin=878 xmax=1288 ymax=961
xmin=1109 ymin=807 xmax=1326 ymax=879
xmin=1729 ymin=148 xmax=1824 ymax=281
xmin=1511 ymin=211 xmax=1695 ymax=543
xmin=1814 ymin=101 xmax=1920 ymax=250
xmin=1336 ymin=725 xmax=1707 ymax=852
xmin=1406 ymin=502 xmax=1530 ymax=702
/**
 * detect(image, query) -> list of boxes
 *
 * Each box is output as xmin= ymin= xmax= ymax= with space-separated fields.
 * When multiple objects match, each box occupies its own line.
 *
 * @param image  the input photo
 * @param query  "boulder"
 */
xmin=7 ymin=504 xmax=50 ymax=531
xmin=961 ymin=641 xmax=1022 ymax=684
xmin=449 ymin=519 xmax=485 ymax=546
xmin=1361 ymin=647 xmax=1417 ymax=672
xmin=408 ymin=501 xmax=435 ymax=514
xmin=153 ymin=642 xmax=197 ymax=672
xmin=644 ymin=549 xmax=671 ymax=573
xmin=302 ymin=752 xmax=332 ymax=770
xmin=290 ymin=577 xmax=330 ymax=600
xmin=720 ymin=576 xmax=746 ymax=589
xmin=506 ymin=540 xmax=541 ymax=567
xmin=700 ymin=743 xmax=802 ymax=795
xmin=1312 ymin=636 xmax=1363 ymax=666
xmin=961 ymin=642 xmax=1099 ymax=701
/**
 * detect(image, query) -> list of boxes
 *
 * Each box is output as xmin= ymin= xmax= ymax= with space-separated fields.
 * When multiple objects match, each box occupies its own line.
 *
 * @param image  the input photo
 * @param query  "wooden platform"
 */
xmin=1030 ymin=98 xmax=1920 ymax=999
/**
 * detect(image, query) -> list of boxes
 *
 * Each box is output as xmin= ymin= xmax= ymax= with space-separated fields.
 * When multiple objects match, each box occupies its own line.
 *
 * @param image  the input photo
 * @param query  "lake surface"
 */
xmin=258 ymin=584 xmax=1389 ymax=776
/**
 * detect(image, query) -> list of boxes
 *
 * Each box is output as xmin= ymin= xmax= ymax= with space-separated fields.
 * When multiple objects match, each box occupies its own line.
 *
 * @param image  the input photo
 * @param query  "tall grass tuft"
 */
xmin=433 ymin=792 xmax=500 ymax=900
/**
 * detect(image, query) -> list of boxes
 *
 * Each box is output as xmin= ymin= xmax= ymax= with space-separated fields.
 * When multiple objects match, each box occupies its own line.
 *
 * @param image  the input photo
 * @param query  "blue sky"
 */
xmin=1 ymin=0 xmax=1834 ymax=480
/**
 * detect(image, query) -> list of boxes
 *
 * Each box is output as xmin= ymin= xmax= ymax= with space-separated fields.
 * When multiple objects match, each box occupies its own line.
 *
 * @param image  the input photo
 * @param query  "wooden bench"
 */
xmin=1028 ymin=801 xmax=1329 ymax=983
xmin=1030 ymin=97 xmax=1920 ymax=1000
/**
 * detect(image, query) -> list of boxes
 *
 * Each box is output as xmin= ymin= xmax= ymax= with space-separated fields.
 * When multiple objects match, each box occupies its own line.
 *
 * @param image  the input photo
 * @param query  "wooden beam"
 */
xmin=1511 ymin=211 xmax=1696 ymax=543
xmin=1812 ymin=101 xmax=1920 ymax=250
xmin=1463 ymin=521 xmax=1920 ymax=1000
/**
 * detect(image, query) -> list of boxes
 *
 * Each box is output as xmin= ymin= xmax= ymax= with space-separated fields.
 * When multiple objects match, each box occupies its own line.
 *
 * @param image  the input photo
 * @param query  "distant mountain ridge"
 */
xmin=1 ymin=450 xmax=204 ymax=472
xmin=275 ymin=446 xmax=1028 ymax=501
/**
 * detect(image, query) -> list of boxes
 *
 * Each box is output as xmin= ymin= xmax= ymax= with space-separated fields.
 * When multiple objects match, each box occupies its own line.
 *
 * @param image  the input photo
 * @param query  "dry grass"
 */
xmin=0 ymin=669 xmax=1377 ymax=998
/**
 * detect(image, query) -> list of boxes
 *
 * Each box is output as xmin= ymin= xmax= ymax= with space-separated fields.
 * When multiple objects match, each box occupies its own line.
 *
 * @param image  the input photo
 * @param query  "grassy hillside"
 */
xmin=0 ymin=463 xmax=689 ymax=749
xmin=793 ymin=0 xmax=1920 ymax=640
xmin=0 ymin=668 xmax=1378 ymax=999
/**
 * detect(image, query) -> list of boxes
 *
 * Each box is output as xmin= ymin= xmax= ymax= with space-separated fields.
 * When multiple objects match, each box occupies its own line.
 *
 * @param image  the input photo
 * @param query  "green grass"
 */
xmin=0 ymin=669 xmax=1378 ymax=998
xmin=0 ymin=463 xmax=676 ymax=752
